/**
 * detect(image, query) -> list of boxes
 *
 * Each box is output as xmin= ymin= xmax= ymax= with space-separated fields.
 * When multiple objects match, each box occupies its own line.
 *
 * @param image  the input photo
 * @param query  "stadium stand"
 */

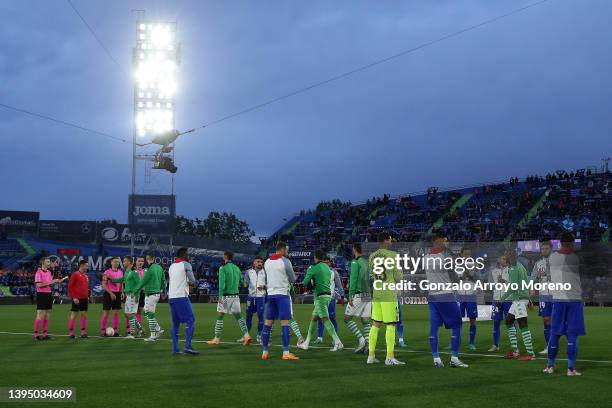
xmin=262 ymin=169 xmax=610 ymax=293
xmin=1 ymin=168 xmax=609 ymax=302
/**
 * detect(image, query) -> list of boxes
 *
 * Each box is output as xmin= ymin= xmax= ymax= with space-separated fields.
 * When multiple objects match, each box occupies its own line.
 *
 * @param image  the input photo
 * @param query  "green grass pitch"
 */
xmin=0 ymin=304 xmax=611 ymax=407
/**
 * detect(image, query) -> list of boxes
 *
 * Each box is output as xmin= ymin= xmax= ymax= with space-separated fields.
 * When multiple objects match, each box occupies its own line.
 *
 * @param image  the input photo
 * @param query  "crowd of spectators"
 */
xmin=265 ymin=169 xmax=611 ymax=267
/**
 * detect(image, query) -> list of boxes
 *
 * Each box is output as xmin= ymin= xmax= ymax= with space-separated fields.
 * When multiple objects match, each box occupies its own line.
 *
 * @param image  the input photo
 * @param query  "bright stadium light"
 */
xmin=133 ymin=20 xmax=179 ymax=139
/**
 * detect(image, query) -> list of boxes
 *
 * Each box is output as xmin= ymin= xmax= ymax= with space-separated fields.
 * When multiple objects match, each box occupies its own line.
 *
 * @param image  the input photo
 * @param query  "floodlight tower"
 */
xmin=131 ymin=20 xmax=181 ymax=255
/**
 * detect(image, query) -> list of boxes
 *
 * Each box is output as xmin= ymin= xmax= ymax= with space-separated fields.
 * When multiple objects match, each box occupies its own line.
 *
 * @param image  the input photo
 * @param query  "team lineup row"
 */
xmin=30 ymin=230 xmax=585 ymax=374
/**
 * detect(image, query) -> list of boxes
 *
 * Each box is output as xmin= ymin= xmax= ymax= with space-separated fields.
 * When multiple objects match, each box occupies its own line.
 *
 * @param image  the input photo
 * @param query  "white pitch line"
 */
xmin=1 ymin=330 xmax=611 ymax=364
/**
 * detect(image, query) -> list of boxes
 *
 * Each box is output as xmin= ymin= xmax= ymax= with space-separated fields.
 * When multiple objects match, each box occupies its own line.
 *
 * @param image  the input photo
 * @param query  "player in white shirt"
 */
xmin=488 ymin=254 xmax=511 ymax=352
xmin=260 ymin=242 xmax=299 ymax=360
xmin=244 ymin=256 xmax=266 ymax=342
xmin=168 ymin=247 xmax=199 ymax=355
xmin=530 ymin=240 xmax=553 ymax=355
xmin=456 ymin=248 xmax=479 ymax=351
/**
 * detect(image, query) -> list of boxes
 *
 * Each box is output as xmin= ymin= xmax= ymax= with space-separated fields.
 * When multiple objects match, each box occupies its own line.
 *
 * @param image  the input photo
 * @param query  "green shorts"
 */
xmin=312 ymin=295 xmax=332 ymax=318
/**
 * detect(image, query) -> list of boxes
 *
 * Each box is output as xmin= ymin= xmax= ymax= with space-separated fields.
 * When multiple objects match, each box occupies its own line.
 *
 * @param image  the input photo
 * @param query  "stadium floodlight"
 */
xmin=133 ymin=21 xmax=180 ymax=139
xmin=151 ymin=129 xmax=180 ymax=146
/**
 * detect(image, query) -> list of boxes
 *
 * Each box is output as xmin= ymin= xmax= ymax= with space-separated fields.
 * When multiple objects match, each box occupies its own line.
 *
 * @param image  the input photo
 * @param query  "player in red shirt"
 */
xmin=68 ymin=260 xmax=90 ymax=339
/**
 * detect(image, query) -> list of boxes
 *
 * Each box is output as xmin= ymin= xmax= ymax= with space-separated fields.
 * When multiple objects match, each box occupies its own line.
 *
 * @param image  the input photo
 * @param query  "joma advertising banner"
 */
xmin=128 ymin=194 xmax=176 ymax=234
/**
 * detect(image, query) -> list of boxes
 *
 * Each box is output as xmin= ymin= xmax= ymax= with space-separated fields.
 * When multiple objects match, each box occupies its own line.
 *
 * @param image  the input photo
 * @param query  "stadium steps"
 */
xmin=423 ymin=193 xmax=473 ymax=236
xmin=283 ymin=219 xmax=300 ymax=236
xmin=504 ymin=188 xmax=551 ymax=242
xmin=259 ymin=218 xmax=301 ymax=256
xmin=16 ymin=238 xmax=36 ymax=256
xmin=367 ymin=205 xmax=386 ymax=221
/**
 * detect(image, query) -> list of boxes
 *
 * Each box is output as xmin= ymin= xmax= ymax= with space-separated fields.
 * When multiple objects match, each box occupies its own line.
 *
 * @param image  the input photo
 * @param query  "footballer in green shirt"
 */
xmin=121 ymin=256 xmax=144 ymax=339
xmin=207 ymin=251 xmax=252 ymax=346
xmin=343 ymin=242 xmax=372 ymax=354
xmin=502 ymin=249 xmax=536 ymax=360
xmin=297 ymin=249 xmax=343 ymax=351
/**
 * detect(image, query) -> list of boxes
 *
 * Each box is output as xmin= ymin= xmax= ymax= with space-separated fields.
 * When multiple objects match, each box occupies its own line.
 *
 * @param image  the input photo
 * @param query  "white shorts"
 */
xmin=508 ymin=299 xmax=529 ymax=319
xmin=345 ymin=294 xmax=372 ymax=318
xmin=144 ymin=294 xmax=160 ymax=313
xmin=124 ymin=294 xmax=138 ymax=315
xmin=217 ymin=296 xmax=241 ymax=314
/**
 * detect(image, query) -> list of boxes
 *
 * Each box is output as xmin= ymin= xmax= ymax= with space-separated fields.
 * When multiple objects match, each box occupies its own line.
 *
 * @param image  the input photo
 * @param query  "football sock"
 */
xmin=543 ymin=322 xmax=551 ymax=347
xmin=567 ymin=334 xmax=578 ymax=370
xmin=317 ymin=319 xmax=324 ymax=337
xmin=34 ymin=318 xmax=41 ymax=336
xmin=429 ymin=325 xmax=439 ymax=358
xmin=281 ymin=325 xmax=290 ymax=353
xmin=323 ymin=320 xmax=340 ymax=343
xmin=306 ymin=319 xmax=317 ymax=342
xmin=290 ymin=319 xmax=303 ymax=339
xmin=126 ymin=316 xmax=130 ymax=332
xmin=345 ymin=319 xmax=363 ymax=340
xmin=507 ymin=324 xmax=519 ymax=352
xmin=112 ymin=314 xmax=119 ymax=331
xmin=80 ymin=316 xmax=87 ymax=334
xmin=330 ymin=315 xmax=338 ymax=332
xmin=261 ymin=324 xmax=272 ymax=352
xmin=129 ymin=315 xmax=137 ymax=335
xmin=362 ymin=320 xmax=371 ymax=340
xmin=397 ymin=320 xmax=404 ymax=339
xmin=69 ymin=317 xmax=75 ymax=335
xmin=214 ymin=316 xmax=224 ymax=339
xmin=469 ymin=323 xmax=477 ymax=345
xmin=171 ymin=323 xmax=179 ymax=353
xmin=184 ymin=317 xmax=195 ymax=350
xmin=521 ymin=327 xmax=534 ymax=355
xmin=136 ymin=312 xmax=142 ymax=326
xmin=145 ymin=312 xmax=160 ymax=332
xmin=451 ymin=325 xmax=462 ymax=357
xmin=385 ymin=325 xmax=396 ymax=359
xmin=170 ymin=307 xmax=180 ymax=352
xmin=547 ymin=333 xmax=560 ymax=367
xmin=368 ymin=325 xmax=380 ymax=356
xmin=42 ymin=319 xmax=48 ymax=336
xmin=493 ymin=319 xmax=501 ymax=346
xmin=235 ymin=314 xmax=248 ymax=335
xmin=257 ymin=309 xmax=264 ymax=335
xmin=246 ymin=307 xmax=253 ymax=332
xmin=100 ymin=315 xmax=108 ymax=332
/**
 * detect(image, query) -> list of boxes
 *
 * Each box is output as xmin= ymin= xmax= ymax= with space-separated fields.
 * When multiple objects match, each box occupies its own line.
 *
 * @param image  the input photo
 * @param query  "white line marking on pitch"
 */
xmin=1 ymin=331 xmax=610 ymax=364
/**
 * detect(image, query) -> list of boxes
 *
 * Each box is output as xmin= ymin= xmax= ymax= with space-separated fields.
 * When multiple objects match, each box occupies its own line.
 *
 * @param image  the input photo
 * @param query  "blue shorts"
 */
xmin=265 ymin=294 xmax=292 ymax=321
xmin=538 ymin=297 xmax=553 ymax=317
xmin=551 ymin=301 xmax=585 ymax=336
xmin=491 ymin=301 xmax=512 ymax=321
xmin=168 ymin=297 xmax=195 ymax=324
xmin=429 ymin=301 xmax=462 ymax=329
xmin=247 ymin=296 xmax=265 ymax=314
xmin=460 ymin=301 xmax=478 ymax=320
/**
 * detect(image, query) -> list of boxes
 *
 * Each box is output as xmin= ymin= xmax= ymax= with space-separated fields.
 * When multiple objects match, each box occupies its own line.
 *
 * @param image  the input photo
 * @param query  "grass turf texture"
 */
xmin=0 ymin=304 xmax=611 ymax=408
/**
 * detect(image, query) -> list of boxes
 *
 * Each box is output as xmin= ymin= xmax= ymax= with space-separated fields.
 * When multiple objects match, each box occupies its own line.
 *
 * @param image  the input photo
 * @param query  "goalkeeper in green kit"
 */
xmin=297 ymin=249 xmax=343 ymax=351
